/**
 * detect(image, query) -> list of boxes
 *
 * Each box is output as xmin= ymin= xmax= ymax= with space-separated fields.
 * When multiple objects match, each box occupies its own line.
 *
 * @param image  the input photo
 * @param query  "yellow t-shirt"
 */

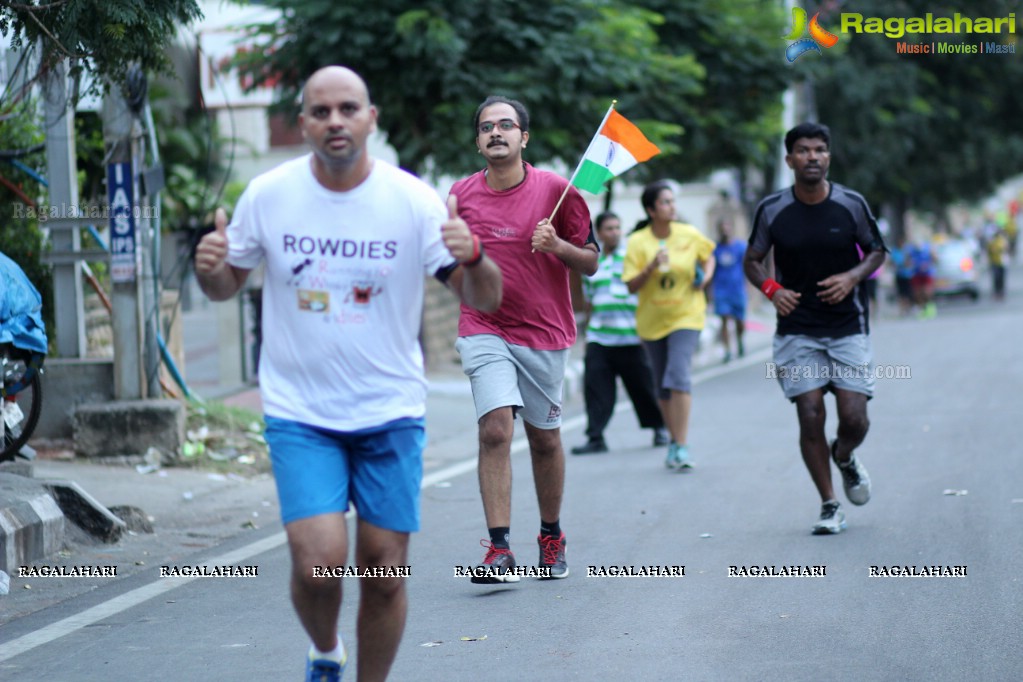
xmin=988 ymin=233 xmax=1008 ymax=267
xmin=623 ymin=222 xmax=716 ymax=340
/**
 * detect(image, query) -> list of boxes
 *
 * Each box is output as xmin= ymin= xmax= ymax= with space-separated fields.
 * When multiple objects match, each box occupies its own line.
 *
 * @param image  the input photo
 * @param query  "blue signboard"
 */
xmin=108 ymin=162 xmax=137 ymax=282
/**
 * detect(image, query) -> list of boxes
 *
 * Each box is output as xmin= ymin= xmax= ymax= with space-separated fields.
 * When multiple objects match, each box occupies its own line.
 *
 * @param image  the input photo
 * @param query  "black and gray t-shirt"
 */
xmin=749 ymin=183 xmax=886 ymax=338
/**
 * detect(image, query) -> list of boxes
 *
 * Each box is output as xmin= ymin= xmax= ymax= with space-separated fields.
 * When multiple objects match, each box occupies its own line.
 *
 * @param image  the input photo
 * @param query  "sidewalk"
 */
xmin=0 ymin=308 xmax=775 ymax=607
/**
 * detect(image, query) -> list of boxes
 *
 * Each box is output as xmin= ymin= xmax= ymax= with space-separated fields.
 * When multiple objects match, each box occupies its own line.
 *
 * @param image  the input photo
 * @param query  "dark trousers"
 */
xmin=992 ymin=265 xmax=1006 ymax=296
xmin=582 ymin=342 xmax=664 ymax=441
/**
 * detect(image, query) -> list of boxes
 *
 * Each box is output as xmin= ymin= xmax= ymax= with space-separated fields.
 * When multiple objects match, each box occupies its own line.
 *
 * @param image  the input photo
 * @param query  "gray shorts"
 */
xmin=642 ymin=329 xmax=701 ymax=398
xmin=455 ymin=334 xmax=569 ymax=429
xmin=771 ymin=333 xmax=875 ymax=401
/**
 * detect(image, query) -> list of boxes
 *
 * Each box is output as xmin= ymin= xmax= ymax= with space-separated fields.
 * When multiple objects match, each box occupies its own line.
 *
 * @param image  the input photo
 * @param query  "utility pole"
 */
xmin=43 ymin=61 xmax=86 ymax=359
xmin=102 ymin=85 xmax=152 ymax=399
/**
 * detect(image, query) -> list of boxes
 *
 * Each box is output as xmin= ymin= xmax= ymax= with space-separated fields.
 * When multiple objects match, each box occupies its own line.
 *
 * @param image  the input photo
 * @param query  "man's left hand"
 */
xmin=817 ymin=272 xmax=857 ymax=304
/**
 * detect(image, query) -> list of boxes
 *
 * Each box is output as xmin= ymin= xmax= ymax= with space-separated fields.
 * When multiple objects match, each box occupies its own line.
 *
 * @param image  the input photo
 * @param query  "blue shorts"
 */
xmin=713 ymin=293 xmax=747 ymax=321
xmin=264 ymin=416 xmax=425 ymax=532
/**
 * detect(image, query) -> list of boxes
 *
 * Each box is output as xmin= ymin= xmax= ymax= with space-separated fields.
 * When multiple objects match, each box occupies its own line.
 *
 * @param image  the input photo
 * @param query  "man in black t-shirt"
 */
xmin=744 ymin=122 xmax=887 ymax=536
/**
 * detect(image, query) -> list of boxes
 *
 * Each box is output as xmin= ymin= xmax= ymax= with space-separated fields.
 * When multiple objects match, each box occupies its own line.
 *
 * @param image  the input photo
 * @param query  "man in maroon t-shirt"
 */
xmin=449 ymin=95 xmax=597 ymax=583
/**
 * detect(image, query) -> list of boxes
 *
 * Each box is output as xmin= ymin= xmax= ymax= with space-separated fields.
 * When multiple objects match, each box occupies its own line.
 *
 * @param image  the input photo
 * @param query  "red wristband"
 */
xmin=463 ymin=235 xmax=484 ymax=267
xmin=760 ymin=278 xmax=782 ymax=300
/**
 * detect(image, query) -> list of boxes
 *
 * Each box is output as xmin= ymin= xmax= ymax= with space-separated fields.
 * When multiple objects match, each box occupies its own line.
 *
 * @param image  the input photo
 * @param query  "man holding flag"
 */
xmin=451 ymin=96 xmax=662 ymax=583
xmin=450 ymin=95 xmax=597 ymax=583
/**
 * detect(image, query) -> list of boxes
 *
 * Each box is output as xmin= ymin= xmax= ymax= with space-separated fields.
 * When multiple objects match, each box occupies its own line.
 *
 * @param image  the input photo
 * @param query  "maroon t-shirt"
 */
xmin=450 ymin=164 xmax=592 ymax=350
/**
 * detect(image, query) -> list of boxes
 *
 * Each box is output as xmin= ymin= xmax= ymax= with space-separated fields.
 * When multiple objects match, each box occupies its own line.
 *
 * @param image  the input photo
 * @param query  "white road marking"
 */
xmin=0 ymin=348 xmax=770 ymax=662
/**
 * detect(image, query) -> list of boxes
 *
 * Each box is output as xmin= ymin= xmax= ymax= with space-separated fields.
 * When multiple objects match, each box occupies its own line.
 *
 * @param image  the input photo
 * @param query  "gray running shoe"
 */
xmin=812 ymin=500 xmax=847 ymax=535
xmin=831 ymin=440 xmax=871 ymax=505
xmin=470 ymin=540 xmax=520 ymax=584
xmin=537 ymin=533 xmax=569 ymax=579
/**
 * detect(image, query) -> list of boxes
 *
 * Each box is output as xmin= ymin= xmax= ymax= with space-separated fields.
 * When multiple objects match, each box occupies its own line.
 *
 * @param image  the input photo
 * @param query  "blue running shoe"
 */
xmin=675 ymin=445 xmax=694 ymax=471
xmin=665 ymin=443 xmax=682 ymax=469
xmin=306 ymin=641 xmax=346 ymax=682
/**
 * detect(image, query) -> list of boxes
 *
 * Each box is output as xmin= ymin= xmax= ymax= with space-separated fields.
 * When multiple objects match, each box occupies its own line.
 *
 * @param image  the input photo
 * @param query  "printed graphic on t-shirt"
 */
xmin=346 ymin=281 xmax=383 ymax=305
xmin=287 ymin=257 xmax=314 ymax=285
xmin=281 ymin=233 xmax=399 ymax=325
xmin=297 ymin=290 xmax=329 ymax=312
xmin=489 ymin=225 xmax=517 ymax=239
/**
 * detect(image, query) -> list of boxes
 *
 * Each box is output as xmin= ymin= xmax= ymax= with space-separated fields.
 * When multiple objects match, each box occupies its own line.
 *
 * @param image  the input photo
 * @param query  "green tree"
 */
xmin=803 ymin=0 xmax=1023 ymax=235
xmin=631 ymin=0 xmax=790 ymax=183
xmin=0 ymin=102 xmax=52 ymax=331
xmin=234 ymin=0 xmax=787 ymax=184
xmin=0 ymin=0 xmax=202 ymax=97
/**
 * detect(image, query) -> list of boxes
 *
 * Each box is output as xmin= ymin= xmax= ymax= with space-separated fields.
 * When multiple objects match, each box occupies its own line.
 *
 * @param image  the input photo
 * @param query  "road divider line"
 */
xmin=0 ymin=533 xmax=286 ymax=663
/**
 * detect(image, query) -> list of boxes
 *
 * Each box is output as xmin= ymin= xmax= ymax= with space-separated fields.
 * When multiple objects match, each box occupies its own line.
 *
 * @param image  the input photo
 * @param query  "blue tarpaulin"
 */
xmin=0 ymin=250 xmax=48 ymax=355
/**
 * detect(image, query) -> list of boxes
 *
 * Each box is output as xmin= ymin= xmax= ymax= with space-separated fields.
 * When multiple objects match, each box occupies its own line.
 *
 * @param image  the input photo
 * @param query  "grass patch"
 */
xmin=181 ymin=399 xmax=270 ymax=476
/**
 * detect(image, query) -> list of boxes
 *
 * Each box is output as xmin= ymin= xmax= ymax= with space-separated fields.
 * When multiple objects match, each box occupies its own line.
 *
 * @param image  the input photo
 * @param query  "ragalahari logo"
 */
xmin=784 ymin=7 xmax=840 ymax=61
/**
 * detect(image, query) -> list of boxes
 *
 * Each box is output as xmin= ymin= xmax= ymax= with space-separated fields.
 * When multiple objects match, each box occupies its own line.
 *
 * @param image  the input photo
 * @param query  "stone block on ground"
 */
xmin=41 ymin=480 xmax=127 ymax=543
xmin=71 ymin=399 xmax=185 ymax=459
xmin=108 ymin=505 xmax=154 ymax=534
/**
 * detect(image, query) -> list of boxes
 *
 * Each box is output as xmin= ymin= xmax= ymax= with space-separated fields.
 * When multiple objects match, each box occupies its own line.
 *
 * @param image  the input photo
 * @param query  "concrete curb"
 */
xmin=0 ymin=472 xmax=65 ymax=574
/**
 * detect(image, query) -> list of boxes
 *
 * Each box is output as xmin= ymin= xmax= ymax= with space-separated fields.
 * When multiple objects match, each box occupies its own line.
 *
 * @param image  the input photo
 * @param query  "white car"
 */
xmin=933 ymin=239 xmax=980 ymax=301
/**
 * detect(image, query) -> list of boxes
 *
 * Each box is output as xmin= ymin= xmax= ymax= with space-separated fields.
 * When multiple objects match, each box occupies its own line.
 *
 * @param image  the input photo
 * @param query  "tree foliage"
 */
xmin=0 ymin=0 xmax=203 ymax=98
xmin=631 ymin=0 xmax=790 ymax=182
xmin=803 ymin=0 xmax=1023 ymax=223
xmin=0 ymin=101 xmax=52 ymax=330
xmin=235 ymin=0 xmax=788 ymax=183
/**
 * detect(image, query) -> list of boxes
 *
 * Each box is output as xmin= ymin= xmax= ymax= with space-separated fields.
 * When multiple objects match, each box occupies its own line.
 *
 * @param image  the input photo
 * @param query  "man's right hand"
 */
xmin=195 ymin=207 xmax=229 ymax=276
xmin=772 ymin=288 xmax=801 ymax=316
xmin=652 ymin=247 xmax=669 ymax=270
xmin=441 ymin=195 xmax=476 ymax=263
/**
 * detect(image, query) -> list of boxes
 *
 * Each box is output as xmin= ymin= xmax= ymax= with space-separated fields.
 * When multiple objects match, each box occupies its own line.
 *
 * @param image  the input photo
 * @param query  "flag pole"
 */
xmin=547 ymin=99 xmax=617 ymax=223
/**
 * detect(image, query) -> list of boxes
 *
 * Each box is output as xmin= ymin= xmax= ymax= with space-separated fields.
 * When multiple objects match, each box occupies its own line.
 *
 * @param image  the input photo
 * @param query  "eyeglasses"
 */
xmin=477 ymin=119 xmax=520 ymax=134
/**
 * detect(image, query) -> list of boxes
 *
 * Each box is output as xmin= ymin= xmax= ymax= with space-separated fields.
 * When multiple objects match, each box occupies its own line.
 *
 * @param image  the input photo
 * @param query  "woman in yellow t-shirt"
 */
xmin=623 ymin=180 xmax=716 ymax=470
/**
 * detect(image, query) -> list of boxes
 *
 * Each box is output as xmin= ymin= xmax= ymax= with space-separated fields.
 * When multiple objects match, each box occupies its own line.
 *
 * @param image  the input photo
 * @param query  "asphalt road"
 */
xmin=2 ymin=275 xmax=1021 ymax=680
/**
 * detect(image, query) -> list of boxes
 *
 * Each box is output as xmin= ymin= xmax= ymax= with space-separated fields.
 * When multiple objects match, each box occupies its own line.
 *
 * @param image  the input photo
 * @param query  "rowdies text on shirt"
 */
xmin=283 ymin=235 xmax=397 ymax=259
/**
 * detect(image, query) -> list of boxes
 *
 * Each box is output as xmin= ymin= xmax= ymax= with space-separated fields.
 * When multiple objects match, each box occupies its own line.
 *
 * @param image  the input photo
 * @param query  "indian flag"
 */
xmin=570 ymin=106 xmax=661 ymax=194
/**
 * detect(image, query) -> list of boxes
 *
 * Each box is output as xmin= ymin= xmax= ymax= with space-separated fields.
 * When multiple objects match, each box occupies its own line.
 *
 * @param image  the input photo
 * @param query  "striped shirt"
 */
xmin=583 ymin=249 xmax=641 ymax=346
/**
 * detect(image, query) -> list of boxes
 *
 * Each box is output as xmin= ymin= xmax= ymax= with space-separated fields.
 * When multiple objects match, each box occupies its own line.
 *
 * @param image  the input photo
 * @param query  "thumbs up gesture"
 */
xmin=195 ymin=207 xmax=230 ymax=276
xmin=441 ymin=195 xmax=479 ymax=265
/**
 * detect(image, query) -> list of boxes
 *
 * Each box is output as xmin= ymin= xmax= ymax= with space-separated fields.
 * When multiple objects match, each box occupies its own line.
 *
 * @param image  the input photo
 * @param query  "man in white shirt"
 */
xmin=195 ymin=66 xmax=501 ymax=682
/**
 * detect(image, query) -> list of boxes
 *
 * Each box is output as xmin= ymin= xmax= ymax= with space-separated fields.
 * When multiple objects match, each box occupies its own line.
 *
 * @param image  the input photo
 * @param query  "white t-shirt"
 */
xmin=227 ymin=155 xmax=455 ymax=431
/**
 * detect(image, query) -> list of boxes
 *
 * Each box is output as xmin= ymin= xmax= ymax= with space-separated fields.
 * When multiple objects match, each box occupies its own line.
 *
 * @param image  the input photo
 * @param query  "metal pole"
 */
xmin=43 ymin=61 xmax=86 ymax=358
xmin=134 ymin=115 xmax=161 ymax=399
